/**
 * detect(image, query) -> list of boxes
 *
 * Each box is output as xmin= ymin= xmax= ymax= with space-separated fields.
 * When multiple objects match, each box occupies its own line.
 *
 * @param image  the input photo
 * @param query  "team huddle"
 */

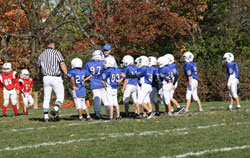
xmin=0 ymin=44 xmax=241 ymax=122
xmin=66 ymin=49 xmax=241 ymax=121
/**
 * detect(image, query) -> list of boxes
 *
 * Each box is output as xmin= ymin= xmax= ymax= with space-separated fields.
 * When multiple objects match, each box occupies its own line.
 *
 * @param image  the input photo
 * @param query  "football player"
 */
xmin=84 ymin=50 xmax=110 ymax=119
xmin=121 ymin=56 xmax=155 ymax=119
xmin=222 ymin=52 xmax=241 ymax=111
xmin=17 ymin=69 xmax=34 ymax=115
xmin=157 ymin=56 xmax=173 ymax=116
xmin=148 ymin=56 xmax=160 ymax=116
xmin=0 ymin=62 xmax=19 ymax=117
xmin=68 ymin=58 xmax=92 ymax=121
xmin=120 ymin=55 xmax=139 ymax=118
xmin=181 ymin=51 xmax=203 ymax=113
xmin=102 ymin=57 xmax=122 ymax=120
xmin=164 ymin=54 xmax=184 ymax=114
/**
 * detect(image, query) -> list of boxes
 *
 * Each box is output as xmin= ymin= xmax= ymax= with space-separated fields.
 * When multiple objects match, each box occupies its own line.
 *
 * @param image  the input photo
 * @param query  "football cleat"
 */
xmin=86 ymin=116 xmax=92 ymax=121
xmin=116 ymin=116 xmax=122 ymax=120
xmin=50 ymin=109 xmax=60 ymax=121
xmin=236 ymin=107 xmax=241 ymax=110
xmin=155 ymin=111 xmax=161 ymax=116
xmin=162 ymin=112 xmax=172 ymax=117
xmin=2 ymin=114 xmax=7 ymax=118
xmin=174 ymin=107 xmax=184 ymax=114
xmin=147 ymin=111 xmax=155 ymax=119
xmin=227 ymin=107 xmax=232 ymax=111
xmin=44 ymin=118 xmax=49 ymax=122
xmin=134 ymin=113 xmax=141 ymax=119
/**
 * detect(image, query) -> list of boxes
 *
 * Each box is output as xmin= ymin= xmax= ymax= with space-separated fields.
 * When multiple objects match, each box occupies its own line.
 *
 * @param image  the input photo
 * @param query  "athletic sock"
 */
xmin=54 ymin=105 xmax=59 ymax=111
xmin=2 ymin=106 xmax=7 ymax=115
xmin=228 ymin=105 xmax=233 ymax=109
xmin=12 ymin=106 xmax=18 ymax=115
xmin=237 ymin=105 xmax=241 ymax=108
xmin=44 ymin=112 xmax=49 ymax=119
xmin=177 ymin=105 xmax=181 ymax=108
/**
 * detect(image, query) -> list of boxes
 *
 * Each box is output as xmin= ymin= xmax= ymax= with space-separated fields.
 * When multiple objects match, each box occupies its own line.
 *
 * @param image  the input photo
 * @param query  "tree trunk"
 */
xmin=230 ymin=0 xmax=238 ymax=27
xmin=0 ymin=35 xmax=10 ymax=61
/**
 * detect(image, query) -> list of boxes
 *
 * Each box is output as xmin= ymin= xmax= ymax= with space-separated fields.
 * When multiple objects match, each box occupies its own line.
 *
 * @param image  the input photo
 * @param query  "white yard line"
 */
xmin=10 ymin=120 xmax=103 ymax=132
xmin=162 ymin=145 xmax=250 ymax=158
xmin=1 ymin=121 xmax=250 ymax=152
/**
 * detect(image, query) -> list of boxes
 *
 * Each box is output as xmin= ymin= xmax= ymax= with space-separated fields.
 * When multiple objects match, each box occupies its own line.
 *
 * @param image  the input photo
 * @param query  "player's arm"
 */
xmin=83 ymin=74 xmax=93 ymax=85
xmin=70 ymin=77 xmax=78 ymax=90
xmin=102 ymin=80 xmax=106 ymax=90
xmin=122 ymin=79 xmax=128 ymax=93
xmin=188 ymin=76 xmax=192 ymax=90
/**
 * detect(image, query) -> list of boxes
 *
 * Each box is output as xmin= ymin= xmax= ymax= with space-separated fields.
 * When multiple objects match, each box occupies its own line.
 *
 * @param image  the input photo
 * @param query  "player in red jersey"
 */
xmin=17 ymin=69 xmax=34 ymax=115
xmin=0 ymin=63 xmax=19 ymax=117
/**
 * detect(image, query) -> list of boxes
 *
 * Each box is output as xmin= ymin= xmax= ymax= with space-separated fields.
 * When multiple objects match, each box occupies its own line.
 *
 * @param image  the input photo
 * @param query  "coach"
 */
xmin=103 ymin=44 xmax=118 ymax=68
xmin=37 ymin=39 xmax=67 ymax=122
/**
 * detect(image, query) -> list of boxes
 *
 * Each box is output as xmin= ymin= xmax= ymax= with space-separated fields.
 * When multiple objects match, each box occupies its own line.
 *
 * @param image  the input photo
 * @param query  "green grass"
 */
xmin=0 ymin=101 xmax=250 ymax=158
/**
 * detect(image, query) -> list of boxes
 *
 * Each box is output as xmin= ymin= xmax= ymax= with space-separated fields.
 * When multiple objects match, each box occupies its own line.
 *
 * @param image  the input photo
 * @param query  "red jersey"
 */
xmin=0 ymin=71 xmax=18 ymax=90
xmin=17 ymin=78 xmax=33 ymax=92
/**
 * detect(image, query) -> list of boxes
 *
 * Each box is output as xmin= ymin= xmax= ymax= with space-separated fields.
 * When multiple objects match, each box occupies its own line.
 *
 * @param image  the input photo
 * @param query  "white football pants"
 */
xmin=42 ymin=76 xmax=64 ymax=111
xmin=186 ymin=79 xmax=199 ymax=101
xmin=92 ymin=88 xmax=109 ymax=114
xmin=3 ymin=88 xmax=17 ymax=107
xmin=123 ymin=84 xmax=137 ymax=104
xmin=22 ymin=92 xmax=34 ymax=108
xmin=228 ymin=78 xmax=239 ymax=98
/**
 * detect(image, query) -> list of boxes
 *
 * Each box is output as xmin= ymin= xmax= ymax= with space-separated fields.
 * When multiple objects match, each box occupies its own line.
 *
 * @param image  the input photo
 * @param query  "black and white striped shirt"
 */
xmin=37 ymin=47 xmax=65 ymax=76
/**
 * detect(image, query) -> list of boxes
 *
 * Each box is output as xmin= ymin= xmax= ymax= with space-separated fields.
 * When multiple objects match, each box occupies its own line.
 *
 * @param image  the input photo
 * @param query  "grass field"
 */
xmin=0 ymin=101 xmax=250 ymax=158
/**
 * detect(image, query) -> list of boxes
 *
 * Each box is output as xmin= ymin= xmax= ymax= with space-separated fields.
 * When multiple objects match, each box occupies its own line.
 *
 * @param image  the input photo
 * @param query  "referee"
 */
xmin=37 ymin=39 xmax=67 ymax=122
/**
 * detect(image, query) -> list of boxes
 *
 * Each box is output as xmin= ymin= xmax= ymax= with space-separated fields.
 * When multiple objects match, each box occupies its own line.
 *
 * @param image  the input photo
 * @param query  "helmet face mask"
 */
xmin=92 ymin=50 xmax=104 ymax=61
xmin=104 ymin=57 xmax=114 ymax=69
xmin=71 ymin=58 xmax=83 ymax=69
xmin=2 ymin=63 xmax=12 ymax=74
xmin=21 ymin=69 xmax=29 ymax=79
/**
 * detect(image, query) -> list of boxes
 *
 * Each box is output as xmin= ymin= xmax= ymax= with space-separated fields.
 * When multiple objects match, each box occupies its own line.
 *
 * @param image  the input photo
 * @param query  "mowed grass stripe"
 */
xmin=1 ymin=120 xmax=250 ymax=152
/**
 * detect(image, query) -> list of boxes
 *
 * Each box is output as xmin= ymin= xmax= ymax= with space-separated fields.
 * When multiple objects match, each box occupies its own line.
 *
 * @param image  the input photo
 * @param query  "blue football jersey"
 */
xmin=226 ymin=62 xmax=240 ymax=80
xmin=102 ymin=68 xmax=121 ymax=89
xmin=149 ymin=66 xmax=159 ymax=89
xmin=67 ymin=68 xmax=90 ymax=97
xmin=184 ymin=62 xmax=199 ymax=81
xmin=84 ymin=60 xmax=104 ymax=89
xmin=168 ymin=63 xmax=178 ymax=83
xmin=159 ymin=65 xmax=172 ymax=85
xmin=136 ymin=66 xmax=154 ymax=85
xmin=121 ymin=65 xmax=138 ymax=86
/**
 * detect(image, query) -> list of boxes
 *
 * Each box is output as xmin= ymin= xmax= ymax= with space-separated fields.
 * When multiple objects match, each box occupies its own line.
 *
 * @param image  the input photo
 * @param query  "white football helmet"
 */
xmin=137 ymin=56 xmax=149 ymax=68
xmin=181 ymin=51 xmax=194 ymax=62
xmin=21 ymin=69 xmax=29 ymax=79
xmin=165 ymin=54 xmax=174 ymax=64
xmin=104 ymin=57 xmax=114 ymax=69
xmin=92 ymin=50 xmax=104 ymax=61
xmin=222 ymin=52 xmax=234 ymax=64
xmin=148 ymin=56 xmax=157 ymax=67
xmin=71 ymin=58 xmax=83 ymax=69
xmin=157 ymin=56 xmax=169 ymax=68
xmin=2 ymin=62 xmax=12 ymax=74
xmin=122 ymin=55 xmax=134 ymax=67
